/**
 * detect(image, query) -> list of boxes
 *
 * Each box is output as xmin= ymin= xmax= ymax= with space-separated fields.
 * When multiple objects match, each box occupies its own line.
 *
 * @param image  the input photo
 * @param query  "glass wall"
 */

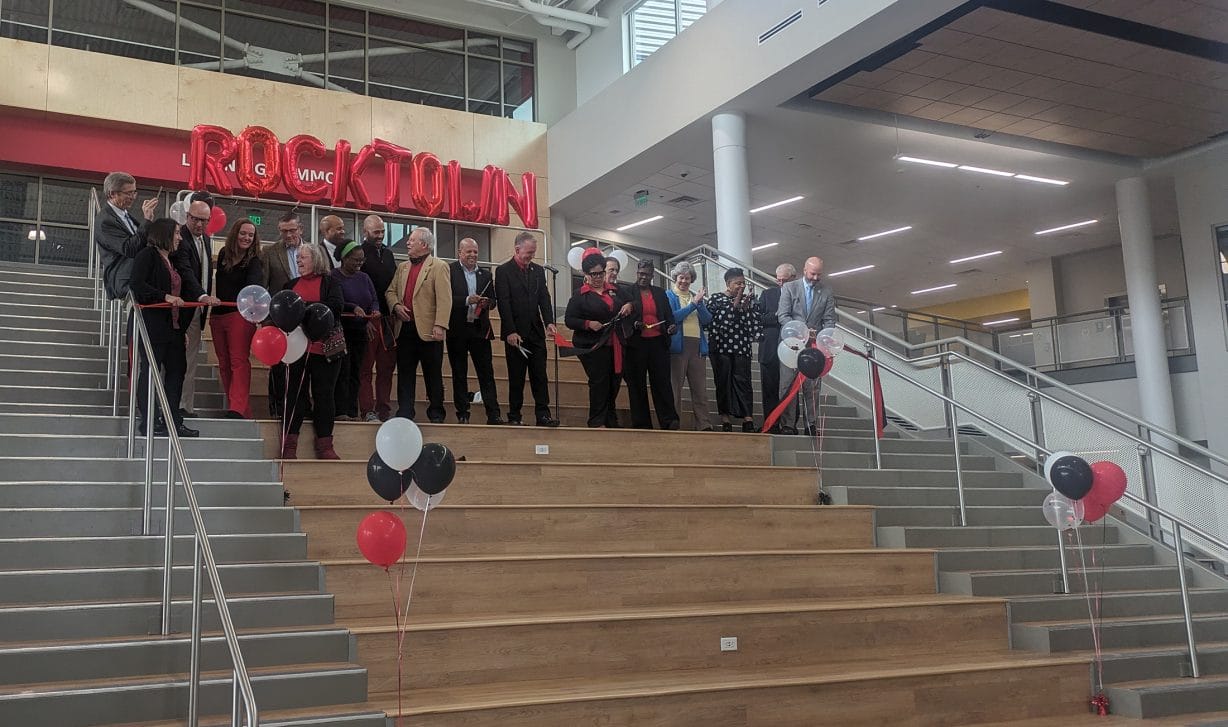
xmin=0 ymin=173 xmax=96 ymax=267
xmin=1 ymin=0 xmax=536 ymax=120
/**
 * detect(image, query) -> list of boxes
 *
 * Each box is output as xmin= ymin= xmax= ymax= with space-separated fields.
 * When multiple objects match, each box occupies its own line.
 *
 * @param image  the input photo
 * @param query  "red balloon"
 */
xmin=1087 ymin=461 xmax=1128 ymax=506
xmin=1082 ymin=497 xmax=1111 ymax=524
xmin=251 ymin=326 xmax=287 ymax=365
xmin=372 ymin=139 xmax=412 ymax=213
xmin=281 ymin=134 xmax=330 ymax=203
xmin=206 ymin=205 xmax=227 ymax=235
xmin=188 ymin=125 xmax=236 ymax=195
xmin=236 ymin=125 xmax=281 ymax=197
xmin=478 ymin=165 xmax=509 ymax=226
xmin=505 ymin=171 xmax=539 ymax=229
xmin=410 ymin=152 xmax=446 ymax=218
xmin=356 ymin=511 xmax=407 ymax=570
xmin=445 ymin=160 xmax=465 ymax=220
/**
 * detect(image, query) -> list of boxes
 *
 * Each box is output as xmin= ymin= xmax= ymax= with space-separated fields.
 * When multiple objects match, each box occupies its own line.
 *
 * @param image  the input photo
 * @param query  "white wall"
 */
xmin=1050 ymin=372 xmax=1207 ymax=444
xmin=575 ymin=0 xmax=634 ymax=106
xmin=1052 ymin=235 xmax=1187 ymax=314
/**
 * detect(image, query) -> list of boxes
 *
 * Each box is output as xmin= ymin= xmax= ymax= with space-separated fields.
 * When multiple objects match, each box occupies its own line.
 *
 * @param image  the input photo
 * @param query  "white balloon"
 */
xmin=1044 ymin=450 xmax=1075 ymax=484
xmin=237 ymin=284 xmax=271 ymax=324
xmin=168 ymin=200 xmax=188 ymax=226
xmin=281 ymin=327 xmax=308 ymax=364
xmin=376 ymin=417 xmax=424 ymax=472
xmin=817 ymin=327 xmax=846 ymax=356
xmin=777 ymin=340 xmax=800 ymax=369
xmin=781 ymin=335 xmax=804 ymax=351
xmin=781 ymin=320 xmax=808 ymax=343
xmin=1041 ymin=491 xmax=1084 ymax=531
xmin=406 ymin=482 xmax=445 ymax=512
xmin=609 ymin=249 xmax=630 ymax=272
xmin=567 ymin=246 xmax=587 ymax=272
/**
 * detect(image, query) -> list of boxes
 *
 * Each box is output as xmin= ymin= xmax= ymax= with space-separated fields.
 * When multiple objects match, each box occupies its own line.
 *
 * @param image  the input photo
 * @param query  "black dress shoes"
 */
xmin=456 ymin=414 xmax=470 ymax=424
xmin=721 ymin=422 xmax=733 ymax=432
xmin=178 ymin=408 xmax=197 ymax=419
xmin=779 ymin=426 xmax=798 ymax=436
xmin=507 ymin=418 xmax=524 ymax=426
xmin=175 ymin=423 xmax=200 ymax=438
xmin=486 ymin=416 xmax=505 ymax=425
xmin=536 ymin=417 xmax=560 ymax=428
xmin=139 ymin=420 xmax=169 ymax=437
xmin=742 ymin=421 xmax=756 ymax=433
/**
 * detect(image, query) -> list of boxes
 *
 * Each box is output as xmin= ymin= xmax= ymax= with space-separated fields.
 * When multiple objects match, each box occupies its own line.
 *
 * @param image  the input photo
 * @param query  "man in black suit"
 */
xmin=170 ymin=193 xmax=215 ymax=419
xmin=446 ymin=238 xmax=503 ymax=425
xmin=494 ymin=231 xmax=559 ymax=427
xmin=623 ymin=259 xmax=679 ymax=430
xmin=759 ymin=262 xmax=796 ymax=433
xmin=94 ymin=171 xmax=158 ymax=300
xmin=358 ymin=214 xmax=398 ymax=422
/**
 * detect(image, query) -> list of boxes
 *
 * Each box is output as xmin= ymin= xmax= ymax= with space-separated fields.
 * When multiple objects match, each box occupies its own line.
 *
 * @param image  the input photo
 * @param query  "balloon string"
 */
xmin=389 ymin=503 xmax=431 ymax=718
xmin=387 ymin=570 xmax=403 ymax=727
xmin=1073 ymin=526 xmax=1105 ymax=692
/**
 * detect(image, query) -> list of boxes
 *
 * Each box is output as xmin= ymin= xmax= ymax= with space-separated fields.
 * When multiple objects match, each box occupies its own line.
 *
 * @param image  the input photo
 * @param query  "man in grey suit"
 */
xmin=777 ymin=256 xmax=837 ymax=436
xmin=94 ymin=171 xmax=158 ymax=299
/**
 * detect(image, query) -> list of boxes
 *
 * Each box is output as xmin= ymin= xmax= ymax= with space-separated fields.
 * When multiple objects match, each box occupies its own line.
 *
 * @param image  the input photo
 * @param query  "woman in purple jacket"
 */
xmin=331 ymin=240 xmax=380 ymax=421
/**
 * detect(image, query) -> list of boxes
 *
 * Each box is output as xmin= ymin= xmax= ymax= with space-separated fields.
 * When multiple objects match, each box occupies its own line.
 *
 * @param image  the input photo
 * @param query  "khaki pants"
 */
xmin=670 ymin=337 xmax=711 ymax=430
xmin=180 ymin=310 xmax=203 ymax=413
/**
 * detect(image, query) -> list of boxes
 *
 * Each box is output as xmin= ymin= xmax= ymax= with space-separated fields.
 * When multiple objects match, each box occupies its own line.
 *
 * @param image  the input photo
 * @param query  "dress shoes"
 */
xmin=507 ymin=418 xmax=524 ymax=426
xmin=486 ymin=416 xmax=506 ymax=425
xmin=139 ymin=420 xmax=169 ymax=437
xmin=456 ymin=414 xmax=471 ymax=424
xmin=224 ymin=410 xmax=247 ymax=420
xmin=721 ymin=422 xmax=733 ymax=432
xmin=178 ymin=408 xmax=197 ymax=419
xmin=779 ymin=426 xmax=798 ymax=436
xmin=175 ymin=423 xmax=200 ymax=438
xmin=806 ymin=425 xmax=818 ymax=437
xmin=741 ymin=421 xmax=756 ymax=433
xmin=536 ymin=417 xmax=560 ymax=428
xmin=428 ymin=417 xmax=446 ymax=424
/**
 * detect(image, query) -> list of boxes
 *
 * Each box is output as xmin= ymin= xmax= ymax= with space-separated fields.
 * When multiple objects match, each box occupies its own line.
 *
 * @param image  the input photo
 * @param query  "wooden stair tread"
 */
xmin=367 ymin=655 xmax=1090 ymax=715
xmin=114 ymin=701 xmax=388 ymax=727
xmin=285 ymin=459 xmax=805 ymax=470
xmin=317 ymin=547 xmax=936 ymax=565
xmin=295 ymin=502 xmax=859 ymax=511
xmin=0 ymin=661 xmax=360 ymax=696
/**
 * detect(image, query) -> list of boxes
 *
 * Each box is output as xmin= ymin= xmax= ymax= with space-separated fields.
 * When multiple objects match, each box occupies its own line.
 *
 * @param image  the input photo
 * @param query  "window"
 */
xmin=0 ymin=173 xmax=94 ymax=267
xmin=626 ymin=0 xmax=706 ymax=68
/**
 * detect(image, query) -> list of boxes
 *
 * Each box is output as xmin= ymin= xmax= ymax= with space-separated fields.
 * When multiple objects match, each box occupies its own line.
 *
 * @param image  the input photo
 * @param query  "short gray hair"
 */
xmin=776 ymin=263 xmax=797 ymax=278
xmin=103 ymin=172 xmax=135 ymax=197
xmin=514 ymin=231 xmax=537 ymax=248
xmin=410 ymin=226 xmax=435 ymax=249
xmin=670 ymin=261 xmax=696 ymax=283
xmin=296 ymin=243 xmax=331 ymax=276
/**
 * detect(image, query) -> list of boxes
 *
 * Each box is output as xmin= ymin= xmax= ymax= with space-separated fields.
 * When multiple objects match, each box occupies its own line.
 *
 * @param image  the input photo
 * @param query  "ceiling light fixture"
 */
xmin=1035 ymin=219 xmax=1097 ymax=235
xmin=911 ymin=283 xmax=957 ymax=295
xmin=570 ymin=238 xmax=590 ymax=247
xmin=751 ymin=242 xmax=779 ymax=252
xmin=857 ymin=225 xmax=912 ymax=241
xmin=1014 ymin=174 xmax=1069 ymax=186
xmin=871 ymin=307 xmax=886 ymax=312
xmin=958 ymin=165 xmax=1014 ymax=177
xmin=828 ymin=264 xmax=875 ymax=277
xmin=949 ymin=250 xmax=1003 ymax=264
xmin=616 ymin=215 xmax=664 ymax=232
xmin=897 ymin=156 xmax=958 ymax=168
xmin=750 ymin=195 xmax=805 ymax=214
xmin=983 ymin=317 xmax=1020 ymax=326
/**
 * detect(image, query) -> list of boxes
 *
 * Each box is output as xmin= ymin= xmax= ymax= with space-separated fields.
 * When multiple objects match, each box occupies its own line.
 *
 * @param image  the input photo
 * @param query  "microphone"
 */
xmin=542 ymin=263 xmax=560 ymax=274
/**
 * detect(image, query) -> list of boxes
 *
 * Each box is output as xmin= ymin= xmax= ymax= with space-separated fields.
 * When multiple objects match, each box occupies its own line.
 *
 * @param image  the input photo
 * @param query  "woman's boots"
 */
xmin=314 ymin=436 xmax=340 ymax=460
xmin=280 ymin=434 xmax=298 ymax=459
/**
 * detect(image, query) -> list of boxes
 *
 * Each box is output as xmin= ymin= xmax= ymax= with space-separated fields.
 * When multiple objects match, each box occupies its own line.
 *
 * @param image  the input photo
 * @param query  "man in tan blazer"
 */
xmin=386 ymin=227 xmax=452 ymax=423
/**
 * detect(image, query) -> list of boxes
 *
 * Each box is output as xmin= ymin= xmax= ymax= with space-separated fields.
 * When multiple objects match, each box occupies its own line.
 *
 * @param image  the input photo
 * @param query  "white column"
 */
xmin=1116 ymin=176 xmax=1178 ymax=445
xmin=711 ymin=112 xmax=753 ymax=268
xmin=548 ymin=212 xmax=572 ymax=308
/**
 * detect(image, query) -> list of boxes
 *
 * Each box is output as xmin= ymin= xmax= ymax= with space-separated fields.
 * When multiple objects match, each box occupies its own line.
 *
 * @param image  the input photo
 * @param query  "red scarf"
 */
xmin=293 ymin=274 xmax=325 ymax=355
xmin=402 ymin=257 xmax=426 ymax=320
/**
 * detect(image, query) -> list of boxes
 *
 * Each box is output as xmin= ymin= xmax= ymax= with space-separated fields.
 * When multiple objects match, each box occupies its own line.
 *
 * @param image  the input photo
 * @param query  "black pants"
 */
xmin=605 ymin=374 xmax=622 ymax=427
xmin=447 ymin=331 xmax=501 ymax=421
xmin=578 ymin=345 xmax=618 ymax=428
xmin=504 ymin=340 xmax=550 ymax=422
xmin=624 ymin=337 xmax=679 ymax=429
xmin=396 ymin=328 xmax=446 ymax=422
xmin=334 ymin=327 xmax=368 ymax=418
xmin=268 ymin=362 xmax=286 ymax=418
xmin=137 ymin=331 xmax=187 ymax=430
xmin=285 ymin=353 xmax=341 ymax=437
xmin=711 ymin=352 xmax=753 ymax=419
xmin=760 ymin=333 xmax=781 ymax=424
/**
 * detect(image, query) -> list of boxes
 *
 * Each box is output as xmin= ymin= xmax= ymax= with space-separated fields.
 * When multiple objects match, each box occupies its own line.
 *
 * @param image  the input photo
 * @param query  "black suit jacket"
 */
xmin=171 ymin=224 xmax=213 ymax=323
xmin=759 ymin=285 xmax=783 ymax=364
xmin=622 ymin=284 xmax=676 ymax=347
xmin=565 ymin=285 xmax=630 ymax=350
xmin=361 ymin=241 xmax=398 ymax=316
xmin=130 ymin=246 xmax=206 ymax=344
xmin=93 ymin=204 xmax=146 ymax=299
xmin=494 ymin=260 xmax=553 ymax=345
xmin=448 ymin=261 xmax=496 ymax=339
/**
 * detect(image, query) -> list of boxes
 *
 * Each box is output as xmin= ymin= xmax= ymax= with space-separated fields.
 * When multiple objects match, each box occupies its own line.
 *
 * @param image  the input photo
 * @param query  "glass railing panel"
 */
xmin=998 ymin=330 xmax=1038 ymax=368
xmin=1054 ymin=316 xmax=1119 ymax=365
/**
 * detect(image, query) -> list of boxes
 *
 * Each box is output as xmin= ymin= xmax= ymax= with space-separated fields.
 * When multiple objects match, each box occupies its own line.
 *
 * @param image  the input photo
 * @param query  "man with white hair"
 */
xmin=386 ymin=226 xmax=452 ymax=423
xmin=759 ymin=262 xmax=797 ymax=432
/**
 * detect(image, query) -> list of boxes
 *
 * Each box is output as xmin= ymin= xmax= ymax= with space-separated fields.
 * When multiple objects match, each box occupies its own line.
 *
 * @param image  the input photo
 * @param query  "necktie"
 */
xmin=122 ymin=212 xmax=137 ymax=235
xmin=805 ymin=284 xmax=813 ymax=314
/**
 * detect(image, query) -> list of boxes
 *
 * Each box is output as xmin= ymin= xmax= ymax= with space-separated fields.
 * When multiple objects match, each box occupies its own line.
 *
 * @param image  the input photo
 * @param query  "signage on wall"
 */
xmin=189 ymin=125 xmax=539 ymax=229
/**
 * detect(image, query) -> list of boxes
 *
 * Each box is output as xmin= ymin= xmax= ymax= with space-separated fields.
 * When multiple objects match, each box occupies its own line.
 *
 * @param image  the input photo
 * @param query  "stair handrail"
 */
xmin=123 ymin=293 xmax=260 ymax=726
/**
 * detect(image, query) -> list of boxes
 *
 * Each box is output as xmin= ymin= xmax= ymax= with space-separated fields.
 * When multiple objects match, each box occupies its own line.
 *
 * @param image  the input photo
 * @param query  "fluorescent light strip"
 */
xmin=897 ymin=156 xmax=958 ymax=168
xmin=856 ymin=310 xmax=868 ymax=315
xmin=857 ymin=225 xmax=912 ymax=241
xmin=749 ymin=195 xmax=805 ymax=214
xmin=872 ymin=307 xmax=886 ymax=312
xmin=827 ymin=264 xmax=875 ymax=277
xmin=983 ymin=317 xmax=1020 ymax=326
xmin=1007 ymin=332 xmax=1035 ymax=339
xmin=958 ymin=165 xmax=1014 ymax=177
xmin=911 ymin=283 xmax=957 ymax=295
xmin=751 ymin=242 xmax=778 ymax=252
xmin=1014 ymin=174 xmax=1069 ymax=186
xmin=570 ymin=238 xmax=590 ymax=247
xmin=616 ymin=215 xmax=663 ymax=232
xmin=949 ymin=250 xmax=1003 ymax=265
xmin=1035 ymin=219 xmax=1097 ymax=235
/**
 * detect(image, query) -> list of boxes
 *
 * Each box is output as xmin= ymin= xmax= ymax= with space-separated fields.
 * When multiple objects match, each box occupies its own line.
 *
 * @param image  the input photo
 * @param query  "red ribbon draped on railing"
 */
xmin=760 ymin=342 xmax=888 ymax=438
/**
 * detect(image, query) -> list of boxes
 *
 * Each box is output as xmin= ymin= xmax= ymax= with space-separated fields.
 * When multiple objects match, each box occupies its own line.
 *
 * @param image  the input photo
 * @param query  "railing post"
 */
xmin=1173 ymin=522 xmax=1201 ymax=678
xmin=1055 ymin=528 xmax=1071 ymax=594
xmin=940 ymin=354 xmax=967 ymax=526
xmin=865 ymin=342 xmax=882 ymax=470
xmin=111 ymin=301 xmax=123 ymax=415
xmin=1028 ymin=392 xmax=1046 ymax=476
xmin=127 ymin=319 xmax=140 ymax=461
xmin=161 ymin=451 xmax=176 ymax=635
xmin=1138 ymin=439 xmax=1163 ymax=541
xmin=144 ymin=357 xmax=155 ymax=535
xmin=188 ymin=535 xmax=203 ymax=727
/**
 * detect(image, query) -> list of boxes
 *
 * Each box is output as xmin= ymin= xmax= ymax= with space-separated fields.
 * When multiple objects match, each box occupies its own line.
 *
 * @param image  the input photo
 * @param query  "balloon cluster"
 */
xmin=778 ymin=324 xmax=842 ymax=380
xmin=1041 ymin=451 xmax=1129 ymax=530
xmin=168 ymin=190 xmax=227 ymax=235
xmin=356 ymin=418 xmax=459 ymax=569
xmin=247 ymin=289 xmax=336 ymax=366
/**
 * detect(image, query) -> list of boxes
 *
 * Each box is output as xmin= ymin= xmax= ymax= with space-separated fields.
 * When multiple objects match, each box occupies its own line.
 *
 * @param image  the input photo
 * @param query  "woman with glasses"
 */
xmin=564 ymin=249 xmax=632 ymax=428
xmin=666 ymin=261 xmax=713 ymax=431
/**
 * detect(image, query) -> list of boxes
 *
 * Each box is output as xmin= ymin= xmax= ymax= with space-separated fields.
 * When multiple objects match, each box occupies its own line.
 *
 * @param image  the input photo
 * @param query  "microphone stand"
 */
xmin=547 ymin=266 xmax=560 ymax=423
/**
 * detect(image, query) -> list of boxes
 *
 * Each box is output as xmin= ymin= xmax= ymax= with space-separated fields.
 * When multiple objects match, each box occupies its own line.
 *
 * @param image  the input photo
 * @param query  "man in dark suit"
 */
xmin=494 ymin=231 xmax=559 ymax=427
xmin=446 ymin=238 xmax=503 ymax=425
xmin=759 ymin=263 xmax=796 ymax=433
xmin=777 ymin=256 xmax=838 ymax=436
xmin=260 ymin=211 xmax=305 ymax=417
xmin=623 ymin=259 xmax=679 ymax=429
xmin=170 ymin=193 xmax=215 ymax=418
xmin=94 ymin=171 xmax=157 ymax=300
xmin=358 ymin=214 xmax=398 ymax=422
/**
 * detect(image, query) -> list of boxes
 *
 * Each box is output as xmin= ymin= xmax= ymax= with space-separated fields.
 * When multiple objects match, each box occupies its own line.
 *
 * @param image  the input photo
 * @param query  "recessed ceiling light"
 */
xmin=857 ymin=225 xmax=912 ymax=241
xmin=1014 ymin=174 xmax=1069 ymax=186
xmin=958 ymin=165 xmax=1014 ymax=177
xmin=983 ymin=317 xmax=1020 ymax=326
xmin=749 ymin=195 xmax=805 ymax=214
xmin=949 ymin=250 xmax=1003 ymax=264
xmin=911 ymin=283 xmax=957 ymax=295
xmin=616 ymin=215 xmax=664 ymax=232
xmin=570 ymin=238 xmax=590 ymax=247
xmin=828 ymin=264 xmax=875 ymax=277
xmin=897 ymin=156 xmax=958 ymax=168
xmin=751 ymin=242 xmax=778 ymax=252
xmin=1035 ymin=219 xmax=1097 ymax=235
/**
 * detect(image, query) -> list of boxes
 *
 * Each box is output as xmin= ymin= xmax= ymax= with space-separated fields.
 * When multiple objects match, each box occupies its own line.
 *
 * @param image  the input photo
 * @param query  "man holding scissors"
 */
xmin=494 ymin=232 xmax=559 ymax=427
xmin=622 ymin=259 xmax=680 ymax=430
xmin=446 ymin=238 xmax=503 ymax=425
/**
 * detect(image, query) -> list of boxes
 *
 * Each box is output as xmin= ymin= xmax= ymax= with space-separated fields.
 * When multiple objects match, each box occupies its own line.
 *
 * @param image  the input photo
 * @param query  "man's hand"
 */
xmin=587 ymin=320 xmax=603 ymax=332
xmin=198 ymin=295 xmax=221 ymax=306
xmin=394 ymin=303 xmax=411 ymax=322
xmin=466 ymin=295 xmax=483 ymax=305
xmin=141 ymin=198 xmax=158 ymax=221
xmin=507 ymin=333 xmax=523 ymax=347
xmin=546 ymin=323 xmax=557 ymax=337
xmin=165 ymin=295 xmax=184 ymax=307
xmin=618 ymin=303 xmax=633 ymax=317
xmin=353 ymin=306 xmax=366 ymax=319
xmin=666 ymin=324 xmax=677 ymax=336
xmin=432 ymin=325 xmax=446 ymax=341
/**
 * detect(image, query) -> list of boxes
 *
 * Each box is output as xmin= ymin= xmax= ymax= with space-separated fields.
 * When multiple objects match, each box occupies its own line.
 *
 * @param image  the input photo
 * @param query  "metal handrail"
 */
xmin=123 ymin=293 xmax=259 ymax=726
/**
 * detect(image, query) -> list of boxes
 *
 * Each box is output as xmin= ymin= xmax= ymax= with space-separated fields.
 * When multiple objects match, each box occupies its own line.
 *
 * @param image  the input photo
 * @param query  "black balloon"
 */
xmin=367 ymin=451 xmax=409 ymax=502
xmin=269 ymin=290 xmax=306 ymax=332
xmin=410 ymin=443 xmax=457 ymax=496
xmin=1049 ymin=454 xmax=1094 ymax=500
xmin=797 ymin=347 xmax=828 ymax=380
xmin=302 ymin=302 xmax=336 ymax=341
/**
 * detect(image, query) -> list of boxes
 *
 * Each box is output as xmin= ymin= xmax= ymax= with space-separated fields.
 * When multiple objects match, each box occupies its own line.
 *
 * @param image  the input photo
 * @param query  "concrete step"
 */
xmin=878 ymin=524 xmax=1118 ymax=549
xmin=1106 ymin=674 xmax=1228 ymax=719
xmin=830 ymin=485 xmax=1043 ymax=507
xmin=0 ymin=413 xmax=261 ymax=438
xmin=804 ymin=436 xmax=967 ymax=455
xmin=0 ymin=266 xmax=93 ymax=287
xmin=0 ymin=289 xmax=99 ymax=308
xmin=934 ymin=544 xmax=1156 ymax=573
xmin=816 ymin=451 xmax=999 ymax=471
xmin=0 ymin=506 xmax=296 ymax=538
xmin=1009 ymin=589 xmax=1228 ymax=624
xmin=0 ymin=401 xmax=122 ymax=416
xmin=0 ymin=367 xmax=222 ymax=394
xmin=0 ymin=326 xmax=98 ymax=344
xmin=0 ymin=313 xmax=98 ymax=332
xmin=1013 ymin=612 xmax=1228 ymax=653
xmin=823 ymin=467 xmax=1025 ymax=488
xmin=941 ymin=564 xmax=1184 ymax=597
xmin=0 ymin=434 xmax=264 ymax=459
xmin=0 ymin=481 xmax=284 ymax=509
xmin=3 ymin=300 xmax=102 ymax=320
xmin=1100 ymin=643 xmax=1228 ymax=694
xmin=0 ymin=561 xmax=321 ymax=606
xmin=0 ymin=352 xmax=107 ymax=374
xmin=874 ymin=505 xmax=1046 ymax=527
xmin=0 ymin=339 xmax=106 ymax=359
xmin=0 ymin=383 xmax=114 ymax=405
xmin=0 ymin=532 xmax=303 ymax=570
xmin=0 ymin=592 xmax=333 ymax=642
xmin=0 ymin=457 xmax=277 ymax=482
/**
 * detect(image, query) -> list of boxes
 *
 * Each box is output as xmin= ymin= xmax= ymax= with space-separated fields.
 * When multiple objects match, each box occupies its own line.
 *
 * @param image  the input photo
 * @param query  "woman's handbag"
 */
xmin=322 ymin=326 xmax=348 ymax=362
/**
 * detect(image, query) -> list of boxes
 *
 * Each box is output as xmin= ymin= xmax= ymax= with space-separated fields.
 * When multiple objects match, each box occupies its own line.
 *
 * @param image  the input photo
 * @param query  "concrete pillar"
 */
xmin=711 ymin=112 xmax=753 ymax=268
xmin=548 ymin=212 xmax=573 ymax=308
xmin=1116 ymin=176 xmax=1178 ymax=446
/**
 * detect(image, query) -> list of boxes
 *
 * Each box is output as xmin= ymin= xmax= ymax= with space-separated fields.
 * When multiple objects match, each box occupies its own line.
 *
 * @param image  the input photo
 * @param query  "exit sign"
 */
xmin=248 ymin=214 xmax=263 ymax=225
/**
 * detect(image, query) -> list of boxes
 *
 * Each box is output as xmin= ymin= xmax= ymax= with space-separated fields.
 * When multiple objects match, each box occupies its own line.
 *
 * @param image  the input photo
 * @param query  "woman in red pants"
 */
xmin=209 ymin=220 xmax=263 ymax=419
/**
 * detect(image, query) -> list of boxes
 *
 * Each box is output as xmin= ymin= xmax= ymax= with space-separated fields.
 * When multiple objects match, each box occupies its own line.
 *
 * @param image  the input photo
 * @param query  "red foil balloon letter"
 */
xmin=478 ymin=165 xmax=509 ymax=227
xmin=410 ymin=152 xmax=446 ymax=218
xmin=236 ymin=126 xmax=282 ymax=197
xmin=281 ymin=134 xmax=330 ymax=203
xmin=331 ymin=141 xmax=374 ymax=210
xmin=188 ymin=125 xmax=236 ymax=195
xmin=446 ymin=160 xmax=480 ymax=222
xmin=371 ymin=139 xmax=411 ymax=213
xmin=505 ymin=172 xmax=539 ymax=229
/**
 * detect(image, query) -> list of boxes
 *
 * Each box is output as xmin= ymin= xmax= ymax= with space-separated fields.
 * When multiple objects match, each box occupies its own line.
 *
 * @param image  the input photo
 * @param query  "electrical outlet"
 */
xmin=720 ymin=636 xmax=738 ymax=652
xmin=535 ymin=444 xmax=549 ymax=455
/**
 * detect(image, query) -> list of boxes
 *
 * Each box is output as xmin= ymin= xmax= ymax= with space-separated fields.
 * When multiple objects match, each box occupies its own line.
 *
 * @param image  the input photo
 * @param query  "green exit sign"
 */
xmin=248 ymin=214 xmax=263 ymax=225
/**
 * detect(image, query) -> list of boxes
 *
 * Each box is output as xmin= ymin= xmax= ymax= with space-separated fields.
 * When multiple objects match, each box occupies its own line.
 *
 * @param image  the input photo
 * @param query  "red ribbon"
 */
xmin=1090 ymin=693 xmax=1109 ymax=715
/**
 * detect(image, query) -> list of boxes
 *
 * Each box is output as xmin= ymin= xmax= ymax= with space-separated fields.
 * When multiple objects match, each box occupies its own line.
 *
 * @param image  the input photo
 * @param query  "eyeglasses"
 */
xmin=114 ymin=189 xmax=137 ymax=198
xmin=188 ymin=214 xmax=210 ymax=224
xmin=585 ymin=270 xmax=606 ymax=277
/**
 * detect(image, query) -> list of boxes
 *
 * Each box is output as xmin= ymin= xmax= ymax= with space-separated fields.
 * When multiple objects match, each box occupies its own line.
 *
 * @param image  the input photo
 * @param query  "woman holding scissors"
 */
xmin=564 ymin=249 xmax=632 ymax=428
xmin=622 ymin=258 xmax=680 ymax=430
